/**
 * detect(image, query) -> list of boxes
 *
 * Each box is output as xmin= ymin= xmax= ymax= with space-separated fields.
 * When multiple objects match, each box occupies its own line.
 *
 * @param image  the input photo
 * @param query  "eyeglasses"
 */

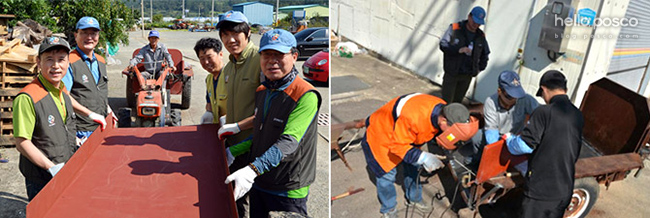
xmin=261 ymin=52 xmax=290 ymax=60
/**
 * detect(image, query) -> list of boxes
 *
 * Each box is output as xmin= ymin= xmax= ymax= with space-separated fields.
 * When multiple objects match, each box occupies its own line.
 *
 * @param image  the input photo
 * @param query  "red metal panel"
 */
xmin=475 ymin=140 xmax=528 ymax=184
xmin=27 ymin=123 xmax=237 ymax=218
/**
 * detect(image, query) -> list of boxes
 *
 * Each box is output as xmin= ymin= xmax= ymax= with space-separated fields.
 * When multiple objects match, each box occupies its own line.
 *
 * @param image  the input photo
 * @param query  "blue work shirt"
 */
xmin=62 ymin=47 xmax=100 ymax=92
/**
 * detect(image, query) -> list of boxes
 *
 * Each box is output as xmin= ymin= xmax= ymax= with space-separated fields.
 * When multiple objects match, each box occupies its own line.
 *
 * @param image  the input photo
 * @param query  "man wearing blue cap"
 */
xmin=439 ymin=6 xmax=491 ymax=103
xmin=215 ymin=11 xmax=261 ymax=217
xmin=504 ymin=70 xmax=583 ymax=217
xmin=224 ymin=29 xmax=321 ymax=218
xmin=461 ymin=71 xmax=538 ymax=165
xmin=128 ymin=30 xmax=176 ymax=79
xmin=62 ymin=16 xmax=115 ymax=145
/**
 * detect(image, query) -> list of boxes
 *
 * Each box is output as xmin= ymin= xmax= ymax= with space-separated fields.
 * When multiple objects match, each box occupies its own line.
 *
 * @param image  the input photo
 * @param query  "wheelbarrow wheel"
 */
xmin=564 ymin=177 xmax=599 ymax=218
xmin=180 ymin=77 xmax=191 ymax=109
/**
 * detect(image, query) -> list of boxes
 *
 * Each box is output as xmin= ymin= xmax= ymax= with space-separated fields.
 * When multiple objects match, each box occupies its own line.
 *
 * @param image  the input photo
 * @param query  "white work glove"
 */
xmin=89 ymin=112 xmax=107 ymax=131
xmin=225 ymin=147 xmax=234 ymax=167
xmin=48 ymin=163 xmax=65 ymax=177
xmin=224 ymin=165 xmax=257 ymax=200
xmin=218 ymin=123 xmax=241 ymax=140
xmin=201 ymin=111 xmax=214 ymax=124
xmin=107 ymin=106 xmax=118 ymax=128
xmin=416 ymin=152 xmax=444 ymax=173
xmin=219 ymin=115 xmax=227 ymax=126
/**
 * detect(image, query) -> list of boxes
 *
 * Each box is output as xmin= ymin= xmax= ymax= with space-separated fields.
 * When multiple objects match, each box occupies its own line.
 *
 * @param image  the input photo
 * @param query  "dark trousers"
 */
xmin=521 ymin=196 xmax=571 ymax=218
xmin=25 ymin=179 xmax=47 ymax=201
xmin=249 ymin=188 xmax=308 ymax=218
xmin=441 ymin=73 xmax=473 ymax=103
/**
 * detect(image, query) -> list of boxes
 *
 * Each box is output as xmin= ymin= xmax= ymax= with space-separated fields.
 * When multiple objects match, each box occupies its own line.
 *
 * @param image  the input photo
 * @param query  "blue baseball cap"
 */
xmin=470 ymin=6 xmax=486 ymax=25
xmin=148 ymin=30 xmax=160 ymax=38
xmin=259 ymin=29 xmax=296 ymax=54
xmin=498 ymin=71 xmax=525 ymax=99
xmin=76 ymin=16 xmax=101 ymax=31
xmin=216 ymin=10 xmax=249 ymax=30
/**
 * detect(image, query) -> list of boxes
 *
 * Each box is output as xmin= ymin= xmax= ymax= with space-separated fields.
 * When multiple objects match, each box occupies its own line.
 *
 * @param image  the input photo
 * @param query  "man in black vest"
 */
xmin=62 ymin=16 xmax=115 ymax=146
xmin=13 ymin=36 xmax=107 ymax=200
xmin=224 ymin=29 xmax=321 ymax=217
xmin=439 ymin=6 xmax=490 ymax=103
xmin=504 ymin=70 xmax=584 ymax=218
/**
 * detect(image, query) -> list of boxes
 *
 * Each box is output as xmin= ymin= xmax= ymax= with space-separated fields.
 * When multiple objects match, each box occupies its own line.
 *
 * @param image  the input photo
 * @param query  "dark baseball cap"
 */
xmin=536 ymin=70 xmax=567 ymax=97
xmin=498 ymin=71 xmax=526 ymax=99
xmin=443 ymin=103 xmax=470 ymax=125
xmin=39 ymin=36 xmax=71 ymax=55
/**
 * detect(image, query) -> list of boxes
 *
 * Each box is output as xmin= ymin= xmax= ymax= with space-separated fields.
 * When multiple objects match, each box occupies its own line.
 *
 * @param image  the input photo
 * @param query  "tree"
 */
xmin=51 ymin=0 xmax=134 ymax=53
xmin=153 ymin=14 xmax=163 ymax=23
xmin=0 ymin=0 xmax=58 ymax=31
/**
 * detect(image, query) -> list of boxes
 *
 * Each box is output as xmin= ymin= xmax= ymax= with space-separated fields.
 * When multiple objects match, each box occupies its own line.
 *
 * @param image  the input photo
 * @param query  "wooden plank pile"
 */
xmin=0 ymin=38 xmax=38 ymax=147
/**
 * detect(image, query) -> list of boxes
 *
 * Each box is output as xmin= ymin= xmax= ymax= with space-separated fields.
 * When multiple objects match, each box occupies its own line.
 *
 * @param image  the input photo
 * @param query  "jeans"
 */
xmin=25 ymin=179 xmax=47 ymax=201
xmin=376 ymin=162 xmax=422 ymax=213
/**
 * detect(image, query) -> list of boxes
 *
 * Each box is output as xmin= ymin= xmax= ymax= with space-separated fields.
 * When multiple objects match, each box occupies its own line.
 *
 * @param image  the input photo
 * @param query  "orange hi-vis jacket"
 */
xmin=361 ymin=93 xmax=446 ymax=177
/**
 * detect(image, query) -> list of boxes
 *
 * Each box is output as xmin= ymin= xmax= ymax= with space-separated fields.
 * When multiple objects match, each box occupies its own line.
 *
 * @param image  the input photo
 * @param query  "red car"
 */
xmin=302 ymin=50 xmax=329 ymax=83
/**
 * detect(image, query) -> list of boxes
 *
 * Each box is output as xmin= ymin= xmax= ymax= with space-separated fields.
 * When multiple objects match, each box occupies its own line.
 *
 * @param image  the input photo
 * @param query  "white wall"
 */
xmin=332 ymin=0 xmax=629 ymax=105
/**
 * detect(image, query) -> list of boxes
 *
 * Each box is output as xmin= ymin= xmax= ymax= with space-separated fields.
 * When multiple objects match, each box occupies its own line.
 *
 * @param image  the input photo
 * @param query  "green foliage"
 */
xmin=0 ymin=0 xmax=59 ymax=31
xmin=123 ymin=0 xmax=328 ymax=18
xmin=152 ymin=14 xmax=163 ymax=23
xmin=2 ymin=0 xmax=135 ymax=55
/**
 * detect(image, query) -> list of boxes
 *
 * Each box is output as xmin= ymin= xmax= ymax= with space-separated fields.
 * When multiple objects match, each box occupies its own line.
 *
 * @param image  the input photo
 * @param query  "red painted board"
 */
xmin=475 ymin=139 xmax=528 ymax=184
xmin=27 ymin=123 xmax=237 ymax=218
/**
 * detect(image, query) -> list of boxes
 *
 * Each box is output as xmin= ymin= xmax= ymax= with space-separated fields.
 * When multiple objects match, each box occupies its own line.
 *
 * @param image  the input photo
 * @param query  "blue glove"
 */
xmin=504 ymin=133 xmax=533 ymax=155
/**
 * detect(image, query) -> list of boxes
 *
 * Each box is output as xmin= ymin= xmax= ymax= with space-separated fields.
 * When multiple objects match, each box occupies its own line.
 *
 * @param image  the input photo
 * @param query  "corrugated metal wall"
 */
xmin=607 ymin=0 xmax=650 ymax=93
xmin=234 ymin=3 xmax=274 ymax=26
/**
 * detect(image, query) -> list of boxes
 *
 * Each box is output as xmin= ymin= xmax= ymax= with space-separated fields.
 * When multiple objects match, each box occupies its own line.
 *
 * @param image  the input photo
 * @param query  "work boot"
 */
xmin=405 ymin=200 xmax=433 ymax=213
xmin=380 ymin=207 xmax=398 ymax=218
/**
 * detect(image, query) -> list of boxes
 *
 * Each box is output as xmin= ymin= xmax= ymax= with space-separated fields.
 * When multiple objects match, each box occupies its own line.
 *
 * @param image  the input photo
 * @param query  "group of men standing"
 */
xmin=362 ymin=6 xmax=584 ymax=218
xmin=13 ymin=11 xmax=321 ymax=218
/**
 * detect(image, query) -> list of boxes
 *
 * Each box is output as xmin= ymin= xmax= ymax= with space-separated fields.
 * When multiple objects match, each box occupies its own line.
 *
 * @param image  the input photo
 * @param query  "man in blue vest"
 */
xmin=14 ymin=36 xmax=107 ymax=200
xmin=62 ymin=16 xmax=115 ymax=146
xmin=439 ymin=6 xmax=491 ymax=103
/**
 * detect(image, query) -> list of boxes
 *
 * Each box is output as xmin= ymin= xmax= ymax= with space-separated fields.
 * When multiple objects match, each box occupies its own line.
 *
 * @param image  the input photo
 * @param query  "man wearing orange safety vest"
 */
xmin=361 ymin=93 xmax=479 ymax=218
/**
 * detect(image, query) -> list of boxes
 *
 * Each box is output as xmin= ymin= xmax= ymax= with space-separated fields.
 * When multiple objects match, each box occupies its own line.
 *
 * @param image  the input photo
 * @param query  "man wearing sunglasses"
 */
xmin=462 ymin=71 xmax=538 ymax=165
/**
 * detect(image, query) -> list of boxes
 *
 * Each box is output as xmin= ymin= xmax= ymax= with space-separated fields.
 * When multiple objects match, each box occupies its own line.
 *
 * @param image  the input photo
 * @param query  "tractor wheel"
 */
xmin=180 ymin=77 xmax=191 ymax=109
xmin=126 ymin=76 xmax=136 ymax=108
xmin=117 ymin=107 xmax=132 ymax=128
xmin=564 ymin=177 xmax=599 ymax=218
xmin=170 ymin=109 xmax=182 ymax=126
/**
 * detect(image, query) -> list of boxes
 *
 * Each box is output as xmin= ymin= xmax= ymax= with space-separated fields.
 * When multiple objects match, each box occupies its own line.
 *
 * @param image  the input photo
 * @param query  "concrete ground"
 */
xmin=0 ymin=29 xmax=330 ymax=218
xmin=330 ymin=52 xmax=650 ymax=218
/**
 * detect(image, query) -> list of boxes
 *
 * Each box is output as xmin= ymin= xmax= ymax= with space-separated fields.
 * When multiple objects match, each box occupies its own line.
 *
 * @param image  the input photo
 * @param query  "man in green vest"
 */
xmin=62 ymin=16 xmax=115 ymax=146
xmin=225 ymin=29 xmax=321 ymax=218
xmin=14 ymin=36 xmax=107 ymax=200
xmin=215 ymin=10 xmax=261 ymax=217
xmin=193 ymin=37 xmax=226 ymax=124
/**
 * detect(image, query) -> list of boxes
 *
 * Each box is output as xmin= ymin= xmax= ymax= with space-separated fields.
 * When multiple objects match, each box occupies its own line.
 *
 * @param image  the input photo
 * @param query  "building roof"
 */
xmin=278 ymin=4 xmax=323 ymax=10
xmin=232 ymin=1 xmax=273 ymax=7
